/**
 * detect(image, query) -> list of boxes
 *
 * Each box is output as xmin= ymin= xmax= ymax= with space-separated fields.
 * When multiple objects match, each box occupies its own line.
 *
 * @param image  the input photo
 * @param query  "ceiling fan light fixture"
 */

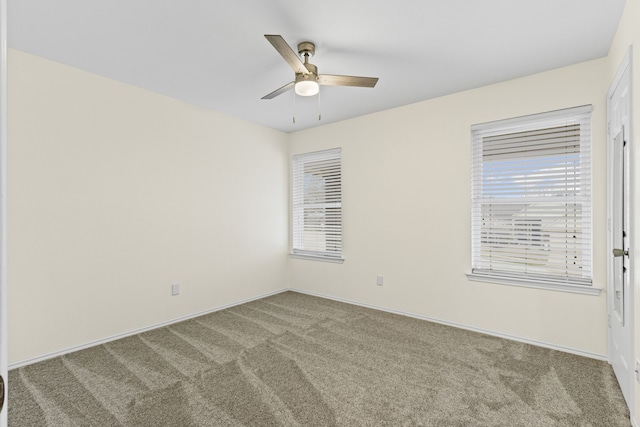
xmin=294 ymin=79 xmax=319 ymax=96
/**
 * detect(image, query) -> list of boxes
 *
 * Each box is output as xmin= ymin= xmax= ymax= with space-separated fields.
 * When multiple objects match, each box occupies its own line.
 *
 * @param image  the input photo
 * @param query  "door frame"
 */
xmin=606 ymin=46 xmax=634 ymax=414
xmin=0 ymin=0 xmax=7 ymax=425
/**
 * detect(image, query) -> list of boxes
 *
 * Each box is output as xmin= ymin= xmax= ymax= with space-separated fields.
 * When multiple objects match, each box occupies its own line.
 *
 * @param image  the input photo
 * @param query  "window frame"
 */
xmin=290 ymin=148 xmax=344 ymax=263
xmin=467 ymin=106 xmax=600 ymax=295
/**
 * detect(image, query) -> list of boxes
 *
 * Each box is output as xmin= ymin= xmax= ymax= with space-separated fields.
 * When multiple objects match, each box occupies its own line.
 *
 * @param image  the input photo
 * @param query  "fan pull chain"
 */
xmin=292 ymin=91 xmax=296 ymax=124
xmin=318 ymin=89 xmax=322 ymax=121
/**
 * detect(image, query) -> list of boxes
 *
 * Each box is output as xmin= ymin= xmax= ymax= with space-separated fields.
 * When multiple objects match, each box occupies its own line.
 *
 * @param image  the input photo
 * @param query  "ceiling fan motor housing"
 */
xmin=298 ymin=62 xmax=318 ymax=78
xmin=295 ymin=57 xmax=319 ymax=88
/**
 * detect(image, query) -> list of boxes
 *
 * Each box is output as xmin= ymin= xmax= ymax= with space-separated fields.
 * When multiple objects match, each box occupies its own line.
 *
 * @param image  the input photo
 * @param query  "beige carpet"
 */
xmin=9 ymin=291 xmax=630 ymax=426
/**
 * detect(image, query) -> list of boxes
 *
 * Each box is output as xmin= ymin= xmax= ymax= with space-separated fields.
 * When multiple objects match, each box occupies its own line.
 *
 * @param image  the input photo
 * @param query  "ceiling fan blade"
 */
xmin=261 ymin=81 xmax=295 ymax=99
xmin=319 ymin=74 xmax=379 ymax=88
xmin=265 ymin=35 xmax=310 ymax=75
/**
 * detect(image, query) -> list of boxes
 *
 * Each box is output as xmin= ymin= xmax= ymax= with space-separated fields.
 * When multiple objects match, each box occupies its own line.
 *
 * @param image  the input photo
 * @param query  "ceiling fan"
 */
xmin=262 ymin=34 xmax=379 ymax=99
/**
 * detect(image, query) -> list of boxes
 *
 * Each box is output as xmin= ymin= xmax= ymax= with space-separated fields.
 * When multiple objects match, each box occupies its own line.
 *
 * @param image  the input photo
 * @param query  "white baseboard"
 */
xmin=9 ymin=288 xmax=289 ymax=370
xmin=9 ymin=286 xmax=609 ymax=370
xmin=289 ymin=288 xmax=608 ymax=361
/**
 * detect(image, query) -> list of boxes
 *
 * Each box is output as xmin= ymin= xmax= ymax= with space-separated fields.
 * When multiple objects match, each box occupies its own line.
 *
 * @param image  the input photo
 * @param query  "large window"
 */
xmin=470 ymin=106 xmax=592 ymax=290
xmin=292 ymin=148 xmax=343 ymax=261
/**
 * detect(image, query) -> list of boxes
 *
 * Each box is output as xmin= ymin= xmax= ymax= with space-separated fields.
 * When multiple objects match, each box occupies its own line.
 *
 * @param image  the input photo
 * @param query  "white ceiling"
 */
xmin=8 ymin=0 xmax=626 ymax=133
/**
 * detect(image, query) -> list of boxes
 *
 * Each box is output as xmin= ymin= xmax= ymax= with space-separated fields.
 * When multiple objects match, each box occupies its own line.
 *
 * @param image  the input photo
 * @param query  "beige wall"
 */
xmin=8 ymin=48 xmax=611 ymax=364
xmin=289 ymin=58 xmax=609 ymax=358
xmin=606 ymin=0 xmax=640 ymax=421
xmin=8 ymin=49 xmax=289 ymax=363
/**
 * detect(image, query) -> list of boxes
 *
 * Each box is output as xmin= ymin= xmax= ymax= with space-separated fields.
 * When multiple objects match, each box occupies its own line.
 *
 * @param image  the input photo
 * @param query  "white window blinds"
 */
xmin=471 ymin=106 xmax=592 ymax=286
xmin=292 ymin=148 xmax=342 ymax=259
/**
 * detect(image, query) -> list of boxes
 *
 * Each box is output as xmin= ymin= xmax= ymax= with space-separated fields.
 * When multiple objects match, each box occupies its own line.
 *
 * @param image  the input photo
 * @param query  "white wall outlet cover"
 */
xmin=376 ymin=275 xmax=383 ymax=286
xmin=171 ymin=283 xmax=180 ymax=296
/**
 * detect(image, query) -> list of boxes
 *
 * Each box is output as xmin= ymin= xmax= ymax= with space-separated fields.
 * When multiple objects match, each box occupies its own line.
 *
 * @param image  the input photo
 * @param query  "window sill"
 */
xmin=289 ymin=253 xmax=345 ymax=264
xmin=466 ymin=272 xmax=601 ymax=296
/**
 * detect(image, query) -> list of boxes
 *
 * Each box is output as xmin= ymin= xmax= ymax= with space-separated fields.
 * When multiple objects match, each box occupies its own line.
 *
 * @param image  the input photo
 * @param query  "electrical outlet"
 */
xmin=376 ymin=275 xmax=383 ymax=286
xmin=171 ymin=283 xmax=180 ymax=296
xmin=636 ymin=359 xmax=640 ymax=383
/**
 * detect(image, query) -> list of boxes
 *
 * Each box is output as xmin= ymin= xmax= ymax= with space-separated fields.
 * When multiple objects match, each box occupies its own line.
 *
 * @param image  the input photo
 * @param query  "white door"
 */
xmin=607 ymin=50 xmax=633 ymax=410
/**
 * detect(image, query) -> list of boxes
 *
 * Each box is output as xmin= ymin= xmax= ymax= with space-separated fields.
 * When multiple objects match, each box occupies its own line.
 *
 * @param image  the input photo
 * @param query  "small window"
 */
xmin=292 ymin=148 xmax=343 ymax=261
xmin=471 ymin=106 xmax=592 ymax=288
